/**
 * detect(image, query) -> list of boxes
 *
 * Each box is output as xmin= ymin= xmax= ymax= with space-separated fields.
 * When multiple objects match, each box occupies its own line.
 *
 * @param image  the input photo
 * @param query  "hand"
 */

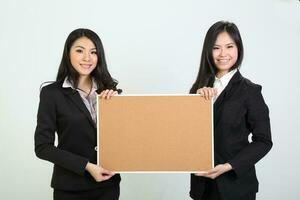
xmin=85 ymin=162 xmax=114 ymax=182
xmin=196 ymin=87 xmax=217 ymax=100
xmin=99 ymin=89 xmax=118 ymax=100
xmin=195 ymin=163 xmax=232 ymax=179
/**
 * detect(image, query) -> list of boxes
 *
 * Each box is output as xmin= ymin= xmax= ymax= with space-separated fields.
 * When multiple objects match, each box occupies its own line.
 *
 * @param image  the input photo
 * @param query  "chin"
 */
xmin=79 ymin=71 xmax=93 ymax=76
xmin=217 ymin=67 xmax=232 ymax=71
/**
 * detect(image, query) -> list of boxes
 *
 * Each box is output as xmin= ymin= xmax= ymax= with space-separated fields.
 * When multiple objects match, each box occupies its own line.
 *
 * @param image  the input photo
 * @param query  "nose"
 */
xmin=219 ymin=48 xmax=227 ymax=56
xmin=83 ymin=52 xmax=91 ymax=61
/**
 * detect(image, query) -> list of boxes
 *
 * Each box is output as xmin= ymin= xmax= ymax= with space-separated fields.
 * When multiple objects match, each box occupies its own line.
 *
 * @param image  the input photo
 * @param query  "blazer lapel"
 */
xmin=213 ymin=70 xmax=243 ymax=128
xmin=61 ymin=87 xmax=96 ymax=129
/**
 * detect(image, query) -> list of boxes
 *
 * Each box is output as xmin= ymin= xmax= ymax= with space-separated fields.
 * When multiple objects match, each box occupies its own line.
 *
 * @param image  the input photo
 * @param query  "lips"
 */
xmin=80 ymin=64 xmax=92 ymax=69
xmin=217 ymin=59 xmax=230 ymax=64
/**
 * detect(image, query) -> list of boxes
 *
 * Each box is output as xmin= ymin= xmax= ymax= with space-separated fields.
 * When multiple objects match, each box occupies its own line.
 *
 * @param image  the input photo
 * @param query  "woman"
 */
xmin=34 ymin=28 xmax=121 ymax=200
xmin=189 ymin=21 xmax=272 ymax=200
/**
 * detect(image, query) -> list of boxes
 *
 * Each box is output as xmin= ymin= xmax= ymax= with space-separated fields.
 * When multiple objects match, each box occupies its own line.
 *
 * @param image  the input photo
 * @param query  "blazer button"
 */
xmin=94 ymin=146 xmax=98 ymax=151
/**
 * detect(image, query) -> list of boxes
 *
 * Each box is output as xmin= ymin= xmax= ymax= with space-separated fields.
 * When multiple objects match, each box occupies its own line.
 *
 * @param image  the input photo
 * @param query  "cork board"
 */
xmin=97 ymin=95 xmax=213 ymax=172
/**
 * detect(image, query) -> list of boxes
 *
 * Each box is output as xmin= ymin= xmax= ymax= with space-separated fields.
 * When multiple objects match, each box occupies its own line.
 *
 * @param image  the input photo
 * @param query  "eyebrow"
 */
xmin=214 ymin=43 xmax=235 ymax=46
xmin=74 ymin=45 xmax=97 ymax=50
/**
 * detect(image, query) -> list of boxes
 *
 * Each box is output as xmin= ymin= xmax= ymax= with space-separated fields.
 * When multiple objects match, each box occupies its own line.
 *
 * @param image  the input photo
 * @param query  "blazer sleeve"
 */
xmin=228 ymin=85 xmax=273 ymax=177
xmin=34 ymin=87 xmax=89 ymax=176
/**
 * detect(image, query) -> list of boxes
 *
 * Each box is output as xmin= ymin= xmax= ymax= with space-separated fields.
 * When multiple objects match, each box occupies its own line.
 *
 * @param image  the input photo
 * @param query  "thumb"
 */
xmin=101 ymin=168 xmax=112 ymax=175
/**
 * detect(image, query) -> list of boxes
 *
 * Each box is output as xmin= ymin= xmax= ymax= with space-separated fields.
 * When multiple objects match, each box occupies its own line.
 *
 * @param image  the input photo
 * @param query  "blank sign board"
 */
xmin=97 ymin=95 xmax=213 ymax=172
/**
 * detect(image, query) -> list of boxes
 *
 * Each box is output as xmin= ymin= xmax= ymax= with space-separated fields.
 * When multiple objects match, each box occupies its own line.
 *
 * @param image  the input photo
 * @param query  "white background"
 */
xmin=0 ymin=0 xmax=299 ymax=199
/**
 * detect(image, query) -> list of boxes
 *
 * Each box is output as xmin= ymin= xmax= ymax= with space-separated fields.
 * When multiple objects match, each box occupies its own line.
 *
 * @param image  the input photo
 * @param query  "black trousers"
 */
xmin=201 ymin=179 xmax=256 ymax=200
xmin=201 ymin=179 xmax=222 ymax=200
xmin=53 ymin=185 xmax=119 ymax=200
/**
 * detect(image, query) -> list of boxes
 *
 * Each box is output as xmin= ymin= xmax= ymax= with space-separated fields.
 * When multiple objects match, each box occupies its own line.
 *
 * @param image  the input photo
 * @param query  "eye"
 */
xmin=213 ymin=46 xmax=219 ymax=50
xmin=75 ymin=49 xmax=83 ymax=53
xmin=227 ymin=45 xmax=234 ymax=48
xmin=91 ymin=51 xmax=97 ymax=54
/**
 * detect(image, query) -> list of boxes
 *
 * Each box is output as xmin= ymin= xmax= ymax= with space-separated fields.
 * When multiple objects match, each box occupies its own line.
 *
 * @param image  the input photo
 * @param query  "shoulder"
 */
xmin=240 ymin=75 xmax=262 ymax=93
xmin=39 ymin=81 xmax=63 ymax=98
xmin=239 ymin=76 xmax=266 ymax=105
xmin=40 ymin=81 xmax=62 ymax=92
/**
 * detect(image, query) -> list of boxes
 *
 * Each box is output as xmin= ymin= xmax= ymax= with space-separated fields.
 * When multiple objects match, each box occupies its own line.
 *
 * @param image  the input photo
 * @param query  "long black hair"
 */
xmin=56 ymin=28 xmax=119 ymax=92
xmin=190 ymin=21 xmax=244 ymax=94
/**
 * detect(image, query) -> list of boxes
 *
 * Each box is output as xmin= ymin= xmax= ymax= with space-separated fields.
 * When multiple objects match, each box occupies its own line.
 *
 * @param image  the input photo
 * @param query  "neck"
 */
xmin=77 ymin=75 xmax=92 ymax=92
xmin=216 ymin=70 xmax=229 ymax=79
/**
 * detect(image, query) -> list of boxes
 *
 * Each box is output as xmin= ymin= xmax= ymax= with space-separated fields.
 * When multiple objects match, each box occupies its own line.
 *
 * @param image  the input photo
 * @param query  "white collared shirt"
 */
xmin=213 ymin=69 xmax=237 ymax=102
xmin=63 ymin=77 xmax=98 ymax=125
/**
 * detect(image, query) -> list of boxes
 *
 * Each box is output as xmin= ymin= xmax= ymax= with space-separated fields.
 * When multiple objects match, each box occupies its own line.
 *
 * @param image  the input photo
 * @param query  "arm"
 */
xmin=34 ymin=87 xmax=89 ymax=176
xmin=35 ymin=87 xmax=117 ymax=180
xmin=228 ymin=85 xmax=273 ymax=177
xmin=195 ymin=87 xmax=232 ymax=179
xmin=195 ymin=85 xmax=272 ymax=179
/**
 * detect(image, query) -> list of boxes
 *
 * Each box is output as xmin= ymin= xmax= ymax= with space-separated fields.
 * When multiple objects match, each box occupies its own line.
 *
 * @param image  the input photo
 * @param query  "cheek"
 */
xmin=70 ymin=52 xmax=81 ymax=64
xmin=212 ymin=50 xmax=219 ymax=60
xmin=230 ymin=49 xmax=238 ymax=63
xmin=233 ymin=48 xmax=238 ymax=58
xmin=92 ymin=56 xmax=98 ymax=65
xmin=70 ymin=55 xmax=77 ymax=66
xmin=233 ymin=52 xmax=238 ymax=63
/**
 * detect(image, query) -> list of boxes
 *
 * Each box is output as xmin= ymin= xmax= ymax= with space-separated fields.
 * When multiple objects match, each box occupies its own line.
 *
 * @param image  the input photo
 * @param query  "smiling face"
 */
xmin=69 ymin=36 xmax=98 ymax=78
xmin=212 ymin=31 xmax=238 ymax=77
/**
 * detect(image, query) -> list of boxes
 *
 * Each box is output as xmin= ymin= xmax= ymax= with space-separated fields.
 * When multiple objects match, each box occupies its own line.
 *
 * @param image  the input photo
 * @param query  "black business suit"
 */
xmin=34 ymin=81 xmax=120 ymax=196
xmin=190 ymin=71 xmax=272 ymax=200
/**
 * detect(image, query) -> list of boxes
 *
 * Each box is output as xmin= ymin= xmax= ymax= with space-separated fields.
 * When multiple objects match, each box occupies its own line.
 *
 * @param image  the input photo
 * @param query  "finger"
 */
xmin=201 ymin=88 xmax=206 ymax=99
xmin=195 ymin=173 xmax=204 ymax=176
xmin=99 ymin=91 xmax=105 ymax=98
xmin=207 ymin=167 xmax=219 ymax=174
xmin=102 ymin=89 xmax=109 ymax=99
xmin=101 ymin=170 xmax=114 ymax=179
xmin=112 ymin=91 xmax=118 ymax=96
xmin=214 ymin=88 xmax=218 ymax=96
xmin=200 ymin=89 xmax=204 ymax=97
xmin=101 ymin=174 xmax=113 ymax=181
xmin=209 ymin=170 xmax=222 ymax=179
xmin=195 ymin=171 xmax=208 ymax=176
xmin=96 ymin=178 xmax=102 ymax=182
xmin=211 ymin=88 xmax=216 ymax=99
xmin=106 ymin=90 xmax=114 ymax=99
xmin=203 ymin=89 xmax=209 ymax=100
xmin=196 ymin=89 xmax=202 ymax=95
xmin=107 ymin=90 xmax=114 ymax=99
xmin=206 ymin=88 xmax=212 ymax=100
xmin=99 ymin=90 xmax=108 ymax=98
xmin=204 ymin=166 xmax=224 ymax=179
xmin=208 ymin=89 xmax=213 ymax=100
xmin=101 ymin=169 xmax=112 ymax=175
xmin=111 ymin=171 xmax=116 ymax=176
xmin=101 ymin=167 xmax=114 ymax=176
xmin=205 ymin=170 xmax=217 ymax=176
xmin=206 ymin=174 xmax=218 ymax=179
xmin=200 ymin=170 xmax=217 ymax=178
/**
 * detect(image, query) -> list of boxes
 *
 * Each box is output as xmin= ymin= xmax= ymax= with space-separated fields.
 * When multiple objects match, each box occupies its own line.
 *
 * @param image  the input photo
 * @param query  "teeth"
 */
xmin=81 ymin=64 xmax=91 ymax=68
xmin=218 ymin=59 xmax=229 ymax=63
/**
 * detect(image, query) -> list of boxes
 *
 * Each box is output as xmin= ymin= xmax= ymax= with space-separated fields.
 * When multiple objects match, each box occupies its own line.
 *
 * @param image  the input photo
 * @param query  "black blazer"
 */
xmin=34 ymin=81 xmax=121 ymax=191
xmin=190 ymin=71 xmax=272 ymax=200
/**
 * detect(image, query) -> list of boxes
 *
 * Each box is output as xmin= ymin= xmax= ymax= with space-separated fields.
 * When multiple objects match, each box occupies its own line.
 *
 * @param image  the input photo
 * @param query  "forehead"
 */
xmin=214 ymin=31 xmax=235 ymax=45
xmin=72 ymin=36 xmax=96 ymax=49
